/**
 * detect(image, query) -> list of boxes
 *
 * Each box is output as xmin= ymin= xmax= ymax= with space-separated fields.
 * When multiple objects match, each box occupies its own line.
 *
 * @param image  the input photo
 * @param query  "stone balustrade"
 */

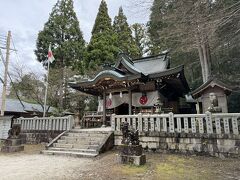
xmin=111 ymin=112 xmax=240 ymax=135
xmin=14 ymin=116 xmax=74 ymax=132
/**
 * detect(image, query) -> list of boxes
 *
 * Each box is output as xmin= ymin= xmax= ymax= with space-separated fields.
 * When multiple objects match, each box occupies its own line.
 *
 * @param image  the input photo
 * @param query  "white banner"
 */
xmin=97 ymin=91 xmax=159 ymax=111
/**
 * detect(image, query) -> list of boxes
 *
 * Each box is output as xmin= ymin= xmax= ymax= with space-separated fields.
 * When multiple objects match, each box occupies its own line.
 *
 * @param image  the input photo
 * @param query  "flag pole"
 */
xmin=43 ymin=58 xmax=50 ymax=117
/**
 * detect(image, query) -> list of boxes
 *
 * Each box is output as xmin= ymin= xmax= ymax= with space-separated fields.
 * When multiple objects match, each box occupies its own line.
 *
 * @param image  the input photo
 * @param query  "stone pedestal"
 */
xmin=117 ymin=145 xmax=146 ymax=166
xmin=117 ymin=154 xmax=146 ymax=166
xmin=1 ymin=138 xmax=24 ymax=153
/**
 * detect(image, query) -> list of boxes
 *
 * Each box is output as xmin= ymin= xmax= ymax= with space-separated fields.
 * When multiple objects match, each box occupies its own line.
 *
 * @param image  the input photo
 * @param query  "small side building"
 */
xmin=191 ymin=78 xmax=232 ymax=113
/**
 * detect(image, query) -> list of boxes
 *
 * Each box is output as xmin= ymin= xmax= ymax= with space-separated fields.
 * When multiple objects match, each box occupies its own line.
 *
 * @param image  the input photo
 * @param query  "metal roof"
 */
xmin=133 ymin=54 xmax=169 ymax=75
xmin=0 ymin=98 xmax=55 ymax=113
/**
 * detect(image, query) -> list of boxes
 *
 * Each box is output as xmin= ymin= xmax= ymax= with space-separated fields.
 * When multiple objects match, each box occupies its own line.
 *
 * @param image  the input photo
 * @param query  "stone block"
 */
xmin=192 ymin=144 xmax=202 ymax=152
xmin=159 ymin=143 xmax=168 ymax=150
xmin=180 ymin=138 xmax=190 ymax=144
xmin=168 ymin=143 xmax=177 ymax=150
xmin=190 ymin=138 xmax=201 ymax=144
xmin=166 ymin=138 xmax=176 ymax=143
xmin=117 ymin=154 xmax=146 ymax=166
xmin=141 ymin=136 xmax=159 ymax=142
xmin=217 ymin=139 xmax=235 ymax=147
xmin=147 ymin=142 xmax=159 ymax=149
xmin=119 ymin=145 xmax=143 ymax=156
xmin=4 ymin=139 xmax=22 ymax=146
xmin=114 ymin=139 xmax=122 ymax=146
xmin=1 ymin=145 xmax=24 ymax=153
xmin=159 ymin=138 xmax=166 ymax=143
xmin=178 ymin=143 xmax=187 ymax=150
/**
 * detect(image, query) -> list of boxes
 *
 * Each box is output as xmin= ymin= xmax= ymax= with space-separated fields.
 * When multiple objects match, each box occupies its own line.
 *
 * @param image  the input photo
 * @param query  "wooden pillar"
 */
xmin=102 ymin=91 xmax=106 ymax=127
xmin=128 ymin=89 xmax=132 ymax=115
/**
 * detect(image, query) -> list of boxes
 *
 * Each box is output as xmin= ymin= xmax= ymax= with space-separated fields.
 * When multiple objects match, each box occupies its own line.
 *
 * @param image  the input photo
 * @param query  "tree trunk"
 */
xmin=59 ymin=57 xmax=64 ymax=111
xmin=196 ymin=32 xmax=212 ymax=83
xmin=197 ymin=44 xmax=207 ymax=82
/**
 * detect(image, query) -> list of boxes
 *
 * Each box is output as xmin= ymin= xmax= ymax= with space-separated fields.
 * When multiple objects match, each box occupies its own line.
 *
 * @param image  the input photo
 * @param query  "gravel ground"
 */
xmin=0 ymin=145 xmax=239 ymax=180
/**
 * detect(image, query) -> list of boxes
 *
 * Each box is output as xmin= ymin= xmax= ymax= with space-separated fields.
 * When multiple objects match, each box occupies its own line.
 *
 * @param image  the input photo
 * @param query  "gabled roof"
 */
xmin=191 ymin=77 xmax=233 ymax=98
xmin=69 ymin=51 xmax=190 ymax=96
xmin=115 ymin=52 xmax=169 ymax=75
xmin=0 ymin=98 xmax=55 ymax=114
xmin=133 ymin=53 xmax=169 ymax=75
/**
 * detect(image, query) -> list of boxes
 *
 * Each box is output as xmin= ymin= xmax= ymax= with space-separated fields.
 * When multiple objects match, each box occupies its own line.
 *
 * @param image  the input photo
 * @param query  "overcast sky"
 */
xmin=0 ymin=0 xmax=151 ymax=79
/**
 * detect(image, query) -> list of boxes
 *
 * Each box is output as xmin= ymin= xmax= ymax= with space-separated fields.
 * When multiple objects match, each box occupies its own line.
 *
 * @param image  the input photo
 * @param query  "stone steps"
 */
xmin=66 ymin=133 xmax=107 ymax=138
xmin=53 ymin=143 xmax=99 ymax=149
xmin=61 ymin=136 xmax=104 ymax=141
xmin=48 ymin=147 xmax=98 ymax=153
xmin=57 ymin=139 xmax=101 ymax=145
xmin=42 ymin=127 xmax=113 ymax=158
xmin=41 ymin=150 xmax=98 ymax=158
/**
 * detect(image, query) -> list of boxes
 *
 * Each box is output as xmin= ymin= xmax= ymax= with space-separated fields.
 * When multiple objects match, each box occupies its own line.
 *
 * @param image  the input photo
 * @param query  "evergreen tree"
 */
xmin=35 ymin=0 xmax=85 ymax=70
xmin=113 ymin=7 xmax=139 ymax=58
xmin=131 ymin=23 xmax=150 ymax=57
xmin=35 ymin=0 xmax=86 ymax=110
xmin=86 ymin=0 xmax=118 ymax=69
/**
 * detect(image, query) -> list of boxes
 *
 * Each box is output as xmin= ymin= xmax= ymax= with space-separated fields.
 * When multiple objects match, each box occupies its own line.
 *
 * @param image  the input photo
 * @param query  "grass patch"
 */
xmin=118 ymin=164 xmax=147 ymax=175
xmin=155 ymin=155 xmax=213 ymax=180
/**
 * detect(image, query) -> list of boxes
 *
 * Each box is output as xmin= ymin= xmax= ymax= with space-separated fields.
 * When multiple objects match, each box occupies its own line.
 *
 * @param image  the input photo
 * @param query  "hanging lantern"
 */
xmin=109 ymin=92 xmax=112 ymax=99
xmin=120 ymin=91 xmax=123 ymax=98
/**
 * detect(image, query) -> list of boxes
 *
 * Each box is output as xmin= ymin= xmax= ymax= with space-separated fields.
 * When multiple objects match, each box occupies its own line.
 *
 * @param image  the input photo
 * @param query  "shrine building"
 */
xmin=69 ymin=51 xmax=191 ymax=126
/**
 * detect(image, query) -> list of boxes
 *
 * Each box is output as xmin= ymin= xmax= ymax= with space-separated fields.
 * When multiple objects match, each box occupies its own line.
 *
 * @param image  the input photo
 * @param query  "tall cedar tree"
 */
xmin=148 ymin=0 xmax=240 ymax=111
xmin=35 ymin=0 xmax=85 ymax=71
xmin=86 ymin=0 xmax=118 ymax=70
xmin=131 ymin=23 xmax=150 ymax=57
xmin=113 ymin=7 xmax=139 ymax=58
xmin=35 ymin=0 xmax=85 ymax=110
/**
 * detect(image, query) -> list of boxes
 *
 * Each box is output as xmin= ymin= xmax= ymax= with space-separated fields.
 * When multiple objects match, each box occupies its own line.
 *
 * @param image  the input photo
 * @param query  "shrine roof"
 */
xmin=133 ymin=54 xmax=169 ymax=75
xmin=115 ymin=51 xmax=169 ymax=75
xmin=69 ymin=51 xmax=190 ymax=96
xmin=191 ymin=77 xmax=233 ymax=98
xmin=69 ymin=69 xmax=142 ymax=88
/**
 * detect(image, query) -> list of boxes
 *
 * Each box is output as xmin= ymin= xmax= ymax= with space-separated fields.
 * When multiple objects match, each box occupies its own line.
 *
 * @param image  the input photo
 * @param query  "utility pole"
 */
xmin=1 ymin=31 xmax=11 ymax=116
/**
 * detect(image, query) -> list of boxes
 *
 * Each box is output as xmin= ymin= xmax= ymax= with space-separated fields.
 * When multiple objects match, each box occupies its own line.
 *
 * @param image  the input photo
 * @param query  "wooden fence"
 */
xmin=14 ymin=116 xmax=74 ymax=131
xmin=111 ymin=112 xmax=240 ymax=135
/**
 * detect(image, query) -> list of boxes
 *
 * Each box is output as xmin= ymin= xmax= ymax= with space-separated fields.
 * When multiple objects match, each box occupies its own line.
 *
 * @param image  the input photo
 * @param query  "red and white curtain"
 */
xmin=97 ymin=91 xmax=159 ymax=111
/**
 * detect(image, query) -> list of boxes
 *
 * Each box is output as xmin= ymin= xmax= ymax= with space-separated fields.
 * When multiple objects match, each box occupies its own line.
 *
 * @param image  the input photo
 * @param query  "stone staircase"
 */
xmin=41 ymin=128 xmax=113 ymax=158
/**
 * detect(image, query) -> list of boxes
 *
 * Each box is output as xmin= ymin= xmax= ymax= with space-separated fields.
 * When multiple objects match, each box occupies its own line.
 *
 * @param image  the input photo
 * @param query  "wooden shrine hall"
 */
xmin=69 ymin=51 xmax=191 ymax=127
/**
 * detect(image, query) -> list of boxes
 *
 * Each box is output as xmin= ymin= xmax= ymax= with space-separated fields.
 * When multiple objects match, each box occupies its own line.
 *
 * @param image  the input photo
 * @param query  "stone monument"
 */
xmin=117 ymin=120 xmax=146 ymax=166
xmin=208 ymin=92 xmax=222 ymax=113
xmin=1 ymin=124 xmax=24 ymax=153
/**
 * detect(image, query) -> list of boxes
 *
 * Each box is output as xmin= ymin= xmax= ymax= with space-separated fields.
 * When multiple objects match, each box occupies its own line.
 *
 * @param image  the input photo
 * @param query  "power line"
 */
xmin=0 ymin=46 xmax=25 ymax=109
xmin=10 ymin=36 xmax=21 ymax=63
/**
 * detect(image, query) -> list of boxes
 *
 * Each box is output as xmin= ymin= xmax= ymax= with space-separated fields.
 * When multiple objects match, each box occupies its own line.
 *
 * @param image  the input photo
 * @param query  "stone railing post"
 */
xmin=184 ymin=117 xmax=189 ymax=133
xmin=144 ymin=115 xmax=148 ymax=132
xmin=169 ymin=112 xmax=174 ymax=133
xmin=138 ymin=113 xmax=143 ymax=132
xmin=150 ymin=117 xmax=155 ymax=132
xmin=223 ymin=117 xmax=230 ymax=134
xmin=111 ymin=114 xmax=116 ymax=131
xmin=215 ymin=116 xmax=221 ymax=134
xmin=232 ymin=116 xmax=239 ymax=135
xmin=176 ymin=117 xmax=182 ymax=133
xmin=206 ymin=111 xmax=213 ymax=134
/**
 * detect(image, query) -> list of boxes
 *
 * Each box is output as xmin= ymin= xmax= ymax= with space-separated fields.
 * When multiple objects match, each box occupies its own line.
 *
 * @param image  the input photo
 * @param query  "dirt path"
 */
xmin=0 ymin=145 xmax=239 ymax=180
